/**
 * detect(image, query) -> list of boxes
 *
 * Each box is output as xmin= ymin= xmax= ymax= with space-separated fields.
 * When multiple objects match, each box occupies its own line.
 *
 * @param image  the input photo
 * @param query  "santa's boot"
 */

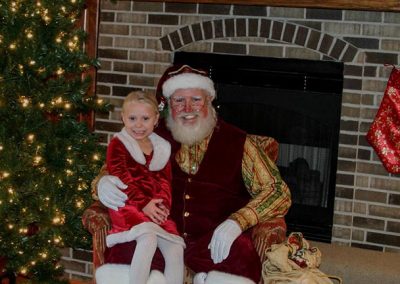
xmin=146 ymin=270 xmax=167 ymax=284
xmin=193 ymin=270 xmax=256 ymax=284
xmin=193 ymin=272 xmax=208 ymax=284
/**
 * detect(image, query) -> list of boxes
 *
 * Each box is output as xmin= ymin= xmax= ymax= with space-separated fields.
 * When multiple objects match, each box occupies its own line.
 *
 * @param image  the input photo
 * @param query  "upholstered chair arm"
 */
xmin=251 ymin=217 xmax=287 ymax=265
xmin=82 ymin=201 xmax=110 ymax=234
xmin=82 ymin=201 xmax=111 ymax=268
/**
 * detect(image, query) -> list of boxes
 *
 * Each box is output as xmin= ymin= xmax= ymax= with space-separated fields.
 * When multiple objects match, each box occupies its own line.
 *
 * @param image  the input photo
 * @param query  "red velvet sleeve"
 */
xmin=106 ymin=137 xmax=151 ymax=210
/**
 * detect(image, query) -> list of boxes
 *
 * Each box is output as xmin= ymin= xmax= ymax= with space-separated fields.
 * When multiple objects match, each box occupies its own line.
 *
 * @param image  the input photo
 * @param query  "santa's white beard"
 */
xmin=166 ymin=106 xmax=217 ymax=145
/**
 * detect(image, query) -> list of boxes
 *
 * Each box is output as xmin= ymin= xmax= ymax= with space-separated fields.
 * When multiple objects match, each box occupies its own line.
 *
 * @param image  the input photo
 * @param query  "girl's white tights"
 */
xmin=129 ymin=233 xmax=157 ymax=284
xmin=158 ymin=237 xmax=184 ymax=284
xmin=129 ymin=233 xmax=184 ymax=284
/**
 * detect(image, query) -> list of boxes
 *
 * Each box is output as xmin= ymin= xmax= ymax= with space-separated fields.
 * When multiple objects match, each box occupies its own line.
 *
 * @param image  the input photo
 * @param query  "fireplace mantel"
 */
xmin=143 ymin=0 xmax=400 ymax=12
xmin=84 ymin=0 xmax=399 ymax=97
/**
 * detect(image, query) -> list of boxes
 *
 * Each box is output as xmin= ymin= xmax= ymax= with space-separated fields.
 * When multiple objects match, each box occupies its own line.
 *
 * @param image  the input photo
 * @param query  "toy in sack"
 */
xmin=262 ymin=232 xmax=342 ymax=284
xmin=366 ymin=65 xmax=400 ymax=174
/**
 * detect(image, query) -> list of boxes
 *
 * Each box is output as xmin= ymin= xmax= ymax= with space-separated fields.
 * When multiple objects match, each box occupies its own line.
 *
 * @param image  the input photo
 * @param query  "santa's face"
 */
xmin=166 ymin=88 xmax=216 ymax=145
xmin=169 ymin=88 xmax=209 ymax=124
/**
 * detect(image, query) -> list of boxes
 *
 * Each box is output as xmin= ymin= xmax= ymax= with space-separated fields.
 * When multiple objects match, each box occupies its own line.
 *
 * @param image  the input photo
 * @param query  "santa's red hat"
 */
xmin=157 ymin=64 xmax=215 ymax=100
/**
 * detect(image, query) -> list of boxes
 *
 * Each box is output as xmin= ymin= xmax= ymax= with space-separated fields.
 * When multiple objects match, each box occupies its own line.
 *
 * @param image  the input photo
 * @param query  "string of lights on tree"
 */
xmin=0 ymin=0 xmax=110 ymax=282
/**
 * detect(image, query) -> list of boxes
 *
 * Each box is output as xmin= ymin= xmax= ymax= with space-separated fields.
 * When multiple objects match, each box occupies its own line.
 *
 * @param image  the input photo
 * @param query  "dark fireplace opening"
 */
xmin=174 ymin=52 xmax=343 ymax=243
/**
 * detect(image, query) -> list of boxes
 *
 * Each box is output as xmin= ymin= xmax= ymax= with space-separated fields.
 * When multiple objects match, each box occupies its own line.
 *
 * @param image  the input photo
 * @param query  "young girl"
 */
xmin=105 ymin=91 xmax=185 ymax=284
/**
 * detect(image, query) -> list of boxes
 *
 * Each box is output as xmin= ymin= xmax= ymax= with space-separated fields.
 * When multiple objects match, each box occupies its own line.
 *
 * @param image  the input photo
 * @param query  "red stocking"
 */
xmin=366 ymin=66 xmax=400 ymax=173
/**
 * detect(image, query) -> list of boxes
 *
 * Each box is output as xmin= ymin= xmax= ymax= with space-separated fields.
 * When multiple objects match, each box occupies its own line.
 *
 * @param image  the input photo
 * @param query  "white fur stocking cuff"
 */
xmin=95 ymin=264 xmax=166 ymax=284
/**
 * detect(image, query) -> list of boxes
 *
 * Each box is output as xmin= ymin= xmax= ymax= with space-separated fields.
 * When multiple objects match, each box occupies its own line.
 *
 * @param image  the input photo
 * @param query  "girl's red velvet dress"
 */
xmin=105 ymin=128 xmax=184 ymax=248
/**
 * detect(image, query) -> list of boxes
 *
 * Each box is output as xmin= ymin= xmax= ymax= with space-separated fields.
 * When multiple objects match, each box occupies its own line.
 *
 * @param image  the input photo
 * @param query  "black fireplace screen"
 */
xmin=174 ymin=52 xmax=343 ymax=242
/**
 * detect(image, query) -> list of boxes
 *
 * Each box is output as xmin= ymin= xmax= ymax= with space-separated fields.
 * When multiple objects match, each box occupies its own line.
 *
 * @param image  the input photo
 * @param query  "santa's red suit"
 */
xmin=105 ymin=120 xmax=261 ymax=282
xmin=96 ymin=64 xmax=291 ymax=284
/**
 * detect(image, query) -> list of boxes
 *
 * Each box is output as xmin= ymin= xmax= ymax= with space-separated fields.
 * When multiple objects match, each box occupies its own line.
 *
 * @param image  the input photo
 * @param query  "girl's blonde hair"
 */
xmin=122 ymin=90 xmax=159 ymax=114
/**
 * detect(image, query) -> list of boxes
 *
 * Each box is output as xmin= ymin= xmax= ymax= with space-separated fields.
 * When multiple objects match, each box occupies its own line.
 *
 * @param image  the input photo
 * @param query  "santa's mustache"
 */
xmin=166 ymin=105 xmax=217 ymax=145
xmin=176 ymin=111 xmax=200 ymax=118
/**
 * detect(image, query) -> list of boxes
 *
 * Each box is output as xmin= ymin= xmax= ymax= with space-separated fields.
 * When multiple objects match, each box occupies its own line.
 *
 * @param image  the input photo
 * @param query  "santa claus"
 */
xmin=95 ymin=64 xmax=292 ymax=284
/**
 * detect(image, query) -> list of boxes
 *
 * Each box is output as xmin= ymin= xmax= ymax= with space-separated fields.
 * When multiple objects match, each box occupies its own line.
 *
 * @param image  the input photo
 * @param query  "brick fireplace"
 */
xmin=62 ymin=1 xmax=400 ymax=281
xmin=171 ymin=50 xmax=344 ymax=243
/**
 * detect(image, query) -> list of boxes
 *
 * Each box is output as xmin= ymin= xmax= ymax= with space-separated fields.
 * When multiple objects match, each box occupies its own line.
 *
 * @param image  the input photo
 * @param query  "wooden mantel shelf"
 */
xmin=143 ymin=0 xmax=400 ymax=12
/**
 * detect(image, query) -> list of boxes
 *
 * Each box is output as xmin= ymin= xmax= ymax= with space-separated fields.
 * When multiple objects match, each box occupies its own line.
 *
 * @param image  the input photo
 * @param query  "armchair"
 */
xmin=82 ymin=135 xmax=288 ymax=284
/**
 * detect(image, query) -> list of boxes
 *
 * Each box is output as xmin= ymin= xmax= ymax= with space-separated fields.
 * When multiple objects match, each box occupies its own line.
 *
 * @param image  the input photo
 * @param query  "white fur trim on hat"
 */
xmin=162 ymin=72 xmax=216 ymax=99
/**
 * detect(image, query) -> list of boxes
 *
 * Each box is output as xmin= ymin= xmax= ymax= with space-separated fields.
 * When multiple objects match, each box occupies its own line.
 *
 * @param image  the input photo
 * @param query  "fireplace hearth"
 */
xmin=174 ymin=51 xmax=344 ymax=242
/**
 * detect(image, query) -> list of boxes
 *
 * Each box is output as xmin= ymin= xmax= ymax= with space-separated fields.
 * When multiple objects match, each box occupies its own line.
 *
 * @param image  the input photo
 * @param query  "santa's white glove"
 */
xmin=98 ymin=175 xmax=128 ymax=211
xmin=208 ymin=219 xmax=242 ymax=264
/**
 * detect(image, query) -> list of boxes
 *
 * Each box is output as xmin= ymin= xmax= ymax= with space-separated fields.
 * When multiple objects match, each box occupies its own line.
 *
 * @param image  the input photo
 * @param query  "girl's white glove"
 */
xmin=208 ymin=219 xmax=242 ymax=264
xmin=98 ymin=175 xmax=128 ymax=211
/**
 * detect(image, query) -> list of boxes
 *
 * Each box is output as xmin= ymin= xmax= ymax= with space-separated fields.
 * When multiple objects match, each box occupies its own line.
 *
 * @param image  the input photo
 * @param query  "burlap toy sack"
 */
xmin=366 ymin=66 xmax=400 ymax=173
xmin=262 ymin=232 xmax=342 ymax=284
xmin=262 ymin=267 xmax=335 ymax=284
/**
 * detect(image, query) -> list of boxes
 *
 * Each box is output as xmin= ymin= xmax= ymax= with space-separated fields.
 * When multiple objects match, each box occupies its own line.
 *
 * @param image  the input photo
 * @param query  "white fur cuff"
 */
xmin=95 ymin=264 xmax=130 ymax=284
xmin=95 ymin=264 xmax=166 ymax=284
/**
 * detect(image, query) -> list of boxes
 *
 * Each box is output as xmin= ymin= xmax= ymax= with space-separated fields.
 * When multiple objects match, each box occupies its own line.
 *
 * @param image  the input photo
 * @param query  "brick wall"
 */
xmin=65 ymin=0 xmax=400 ymax=281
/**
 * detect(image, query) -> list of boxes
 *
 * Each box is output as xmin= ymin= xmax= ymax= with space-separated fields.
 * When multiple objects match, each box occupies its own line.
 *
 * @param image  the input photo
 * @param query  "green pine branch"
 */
xmin=0 ymin=1 xmax=110 ymax=282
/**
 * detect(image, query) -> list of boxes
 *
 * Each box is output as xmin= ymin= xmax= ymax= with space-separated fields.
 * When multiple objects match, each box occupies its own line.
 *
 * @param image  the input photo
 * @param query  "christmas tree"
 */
xmin=0 ymin=0 xmax=109 ymax=282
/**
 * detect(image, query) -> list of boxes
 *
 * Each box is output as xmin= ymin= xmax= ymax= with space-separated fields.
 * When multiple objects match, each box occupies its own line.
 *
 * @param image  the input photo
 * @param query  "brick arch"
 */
xmin=159 ymin=18 xmax=359 ymax=63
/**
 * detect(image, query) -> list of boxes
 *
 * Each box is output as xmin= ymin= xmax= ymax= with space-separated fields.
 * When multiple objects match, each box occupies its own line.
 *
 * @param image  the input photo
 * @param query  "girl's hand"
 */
xmin=143 ymin=199 xmax=169 ymax=225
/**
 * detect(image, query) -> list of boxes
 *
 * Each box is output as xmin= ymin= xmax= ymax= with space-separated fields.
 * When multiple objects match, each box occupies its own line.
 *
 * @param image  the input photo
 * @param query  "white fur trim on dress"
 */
xmin=115 ymin=128 xmax=171 ymax=171
xmin=162 ymin=72 xmax=216 ymax=99
xmin=196 ymin=271 xmax=256 ymax=284
xmin=106 ymin=221 xmax=185 ymax=248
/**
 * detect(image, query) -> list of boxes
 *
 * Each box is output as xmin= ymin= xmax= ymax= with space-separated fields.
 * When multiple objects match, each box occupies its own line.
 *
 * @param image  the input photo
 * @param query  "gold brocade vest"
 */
xmin=158 ymin=119 xmax=250 ymax=239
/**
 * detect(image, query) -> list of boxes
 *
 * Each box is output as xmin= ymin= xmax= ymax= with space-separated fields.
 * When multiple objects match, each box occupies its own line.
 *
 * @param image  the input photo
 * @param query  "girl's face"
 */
xmin=122 ymin=101 xmax=159 ymax=142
